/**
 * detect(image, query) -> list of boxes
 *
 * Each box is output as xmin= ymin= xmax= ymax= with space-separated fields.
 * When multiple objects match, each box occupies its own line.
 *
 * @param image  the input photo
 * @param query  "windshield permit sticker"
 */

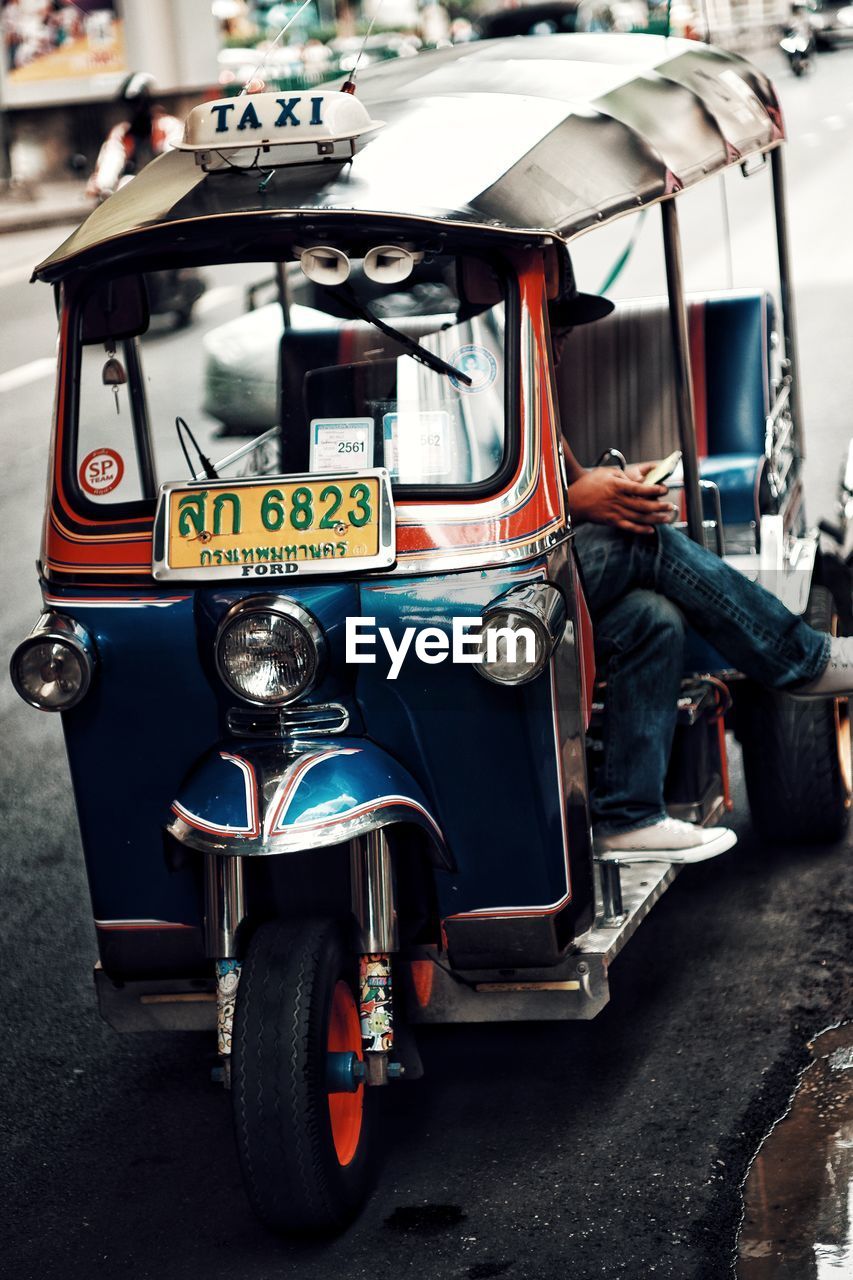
xmin=383 ymin=410 xmax=452 ymax=481
xmin=448 ymin=345 xmax=497 ymax=395
xmin=79 ymin=448 xmax=125 ymax=496
xmin=310 ymin=418 xmax=374 ymax=473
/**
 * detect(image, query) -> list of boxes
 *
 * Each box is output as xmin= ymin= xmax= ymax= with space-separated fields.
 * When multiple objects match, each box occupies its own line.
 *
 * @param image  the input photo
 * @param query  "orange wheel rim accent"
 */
xmin=327 ymin=980 xmax=364 ymax=1167
xmin=835 ymin=699 xmax=852 ymax=804
xmin=830 ymin=615 xmax=852 ymax=805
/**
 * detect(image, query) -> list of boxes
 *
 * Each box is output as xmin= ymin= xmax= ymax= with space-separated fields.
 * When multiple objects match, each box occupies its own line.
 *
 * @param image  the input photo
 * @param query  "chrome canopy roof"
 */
xmin=35 ymin=34 xmax=782 ymax=282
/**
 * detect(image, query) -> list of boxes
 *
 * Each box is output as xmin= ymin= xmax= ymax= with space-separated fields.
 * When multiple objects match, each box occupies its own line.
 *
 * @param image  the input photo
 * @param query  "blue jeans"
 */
xmin=573 ymin=523 xmax=830 ymax=833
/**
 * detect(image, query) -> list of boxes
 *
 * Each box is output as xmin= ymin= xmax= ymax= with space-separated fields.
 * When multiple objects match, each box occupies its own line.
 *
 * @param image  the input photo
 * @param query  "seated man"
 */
xmin=553 ymin=286 xmax=852 ymax=863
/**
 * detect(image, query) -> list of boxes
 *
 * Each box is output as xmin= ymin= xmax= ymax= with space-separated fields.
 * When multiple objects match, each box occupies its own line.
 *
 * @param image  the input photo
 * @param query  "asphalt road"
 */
xmin=2 ymin=45 xmax=853 ymax=1280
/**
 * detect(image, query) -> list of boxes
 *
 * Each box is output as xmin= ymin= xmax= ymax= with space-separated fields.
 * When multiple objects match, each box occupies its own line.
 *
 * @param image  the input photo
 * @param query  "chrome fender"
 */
xmin=166 ymin=739 xmax=450 ymax=865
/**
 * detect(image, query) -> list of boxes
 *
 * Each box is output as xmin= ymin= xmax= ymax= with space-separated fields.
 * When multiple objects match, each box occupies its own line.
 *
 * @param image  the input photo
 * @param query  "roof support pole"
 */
xmin=770 ymin=146 xmax=804 ymax=458
xmin=661 ymin=198 xmax=704 ymax=546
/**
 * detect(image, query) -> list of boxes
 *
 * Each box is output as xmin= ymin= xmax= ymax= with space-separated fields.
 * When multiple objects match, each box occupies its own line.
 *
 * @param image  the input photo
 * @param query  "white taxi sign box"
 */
xmin=175 ymin=90 xmax=384 ymax=171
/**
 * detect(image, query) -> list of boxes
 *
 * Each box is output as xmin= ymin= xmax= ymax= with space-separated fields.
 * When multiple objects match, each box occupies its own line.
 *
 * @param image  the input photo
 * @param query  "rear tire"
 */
xmin=739 ymin=585 xmax=851 ymax=844
xmin=232 ymin=918 xmax=376 ymax=1235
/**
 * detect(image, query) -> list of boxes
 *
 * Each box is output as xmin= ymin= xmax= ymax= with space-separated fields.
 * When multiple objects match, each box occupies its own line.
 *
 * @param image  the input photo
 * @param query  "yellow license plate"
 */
xmin=153 ymin=470 xmax=395 ymax=581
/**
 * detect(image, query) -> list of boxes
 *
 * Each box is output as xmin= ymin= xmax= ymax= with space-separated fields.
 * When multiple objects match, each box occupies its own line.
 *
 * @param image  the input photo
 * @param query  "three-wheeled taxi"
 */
xmin=11 ymin=34 xmax=851 ymax=1233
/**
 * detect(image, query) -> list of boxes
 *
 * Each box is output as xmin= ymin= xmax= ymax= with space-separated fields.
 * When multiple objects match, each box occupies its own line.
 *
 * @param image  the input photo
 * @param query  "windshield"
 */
xmin=69 ymin=251 xmax=511 ymax=513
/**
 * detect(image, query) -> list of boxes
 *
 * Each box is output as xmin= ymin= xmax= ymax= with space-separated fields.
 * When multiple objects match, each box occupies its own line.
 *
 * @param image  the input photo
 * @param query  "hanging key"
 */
xmin=102 ymin=354 xmax=127 ymax=415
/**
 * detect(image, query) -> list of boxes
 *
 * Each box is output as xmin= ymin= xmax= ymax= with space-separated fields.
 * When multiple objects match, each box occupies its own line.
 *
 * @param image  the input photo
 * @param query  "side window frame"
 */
xmin=64 ymin=284 xmax=158 ymax=520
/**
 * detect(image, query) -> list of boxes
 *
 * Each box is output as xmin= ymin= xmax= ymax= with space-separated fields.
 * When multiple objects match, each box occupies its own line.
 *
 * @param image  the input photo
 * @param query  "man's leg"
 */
xmin=650 ymin=524 xmax=829 ymax=688
xmin=573 ymin=523 xmax=830 ymax=689
xmin=591 ymin=590 xmax=685 ymax=834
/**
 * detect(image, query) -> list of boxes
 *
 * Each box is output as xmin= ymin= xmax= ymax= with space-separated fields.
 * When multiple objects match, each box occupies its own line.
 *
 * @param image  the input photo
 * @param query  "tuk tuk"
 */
xmin=11 ymin=33 xmax=851 ymax=1234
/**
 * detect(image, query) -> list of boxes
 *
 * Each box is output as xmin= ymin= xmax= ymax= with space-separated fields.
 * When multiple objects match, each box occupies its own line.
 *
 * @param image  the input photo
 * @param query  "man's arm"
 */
xmin=562 ymin=440 xmax=675 ymax=536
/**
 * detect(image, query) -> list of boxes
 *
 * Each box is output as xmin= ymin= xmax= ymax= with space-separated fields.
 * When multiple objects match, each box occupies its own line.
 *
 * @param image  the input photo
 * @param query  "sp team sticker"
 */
xmin=449 ymin=344 xmax=497 ymax=394
xmin=79 ymin=448 xmax=124 ymax=496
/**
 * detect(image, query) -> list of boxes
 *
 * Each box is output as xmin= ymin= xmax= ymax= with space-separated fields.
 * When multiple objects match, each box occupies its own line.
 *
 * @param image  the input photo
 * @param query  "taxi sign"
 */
xmin=152 ymin=469 xmax=396 ymax=582
xmin=175 ymin=90 xmax=384 ymax=170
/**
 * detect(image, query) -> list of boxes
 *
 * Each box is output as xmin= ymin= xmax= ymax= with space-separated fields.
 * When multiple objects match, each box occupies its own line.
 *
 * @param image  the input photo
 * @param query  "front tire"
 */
xmin=739 ymin=585 xmax=851 ymax=844
xmin=232 ymin=918 xmax=376 ymax=1234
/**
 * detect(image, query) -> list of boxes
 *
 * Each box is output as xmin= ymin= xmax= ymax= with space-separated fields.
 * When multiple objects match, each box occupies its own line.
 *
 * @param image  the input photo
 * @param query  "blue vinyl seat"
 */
xmin=557 ymin=288 xmax=775 ymax=537
xmin=556 ymin=289 xmax=778 ymax=677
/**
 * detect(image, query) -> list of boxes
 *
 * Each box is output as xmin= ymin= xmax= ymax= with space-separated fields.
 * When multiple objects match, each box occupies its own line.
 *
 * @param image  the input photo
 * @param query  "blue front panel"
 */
xmin=357 ymin=564 xmax=568 ymax=917
xmin=54 ymin=567 xmax=570 ymax=938
xmin=53 ymin=592 xmax=218 ymax=928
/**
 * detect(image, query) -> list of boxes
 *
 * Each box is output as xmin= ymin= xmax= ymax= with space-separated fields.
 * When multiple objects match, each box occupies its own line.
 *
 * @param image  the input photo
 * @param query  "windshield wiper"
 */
xmin=325 ymin=285 xmax=472 ymax=386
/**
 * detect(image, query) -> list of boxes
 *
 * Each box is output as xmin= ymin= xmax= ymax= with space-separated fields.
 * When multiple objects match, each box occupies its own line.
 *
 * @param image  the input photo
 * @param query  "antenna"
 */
xmin=341 ymin=0 xmax=385 ymax=95
xmin=241 ymin=0 xmax=314 ymax=95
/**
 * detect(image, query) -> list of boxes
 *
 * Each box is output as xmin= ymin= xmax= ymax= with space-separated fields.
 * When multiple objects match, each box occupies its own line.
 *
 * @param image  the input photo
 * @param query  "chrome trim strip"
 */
xmin=394 ymin=528 xmax=566 ymax=575
xmin=168 ymin=799 xmax=445 ymax=858
xmin=165 ymin=746 xmax=450 ymax=863
xmin=225 ymin=700 xmax=351 ymax=737
xmin=42 ymin=595 xmax=190 ymax=608
xmin=93 ymin=918 xmax=195 ymax=930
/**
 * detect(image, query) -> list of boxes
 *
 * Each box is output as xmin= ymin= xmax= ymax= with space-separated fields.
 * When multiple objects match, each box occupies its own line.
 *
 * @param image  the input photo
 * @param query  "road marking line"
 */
xmin=0 ymin=356 xmax=55 ymax=393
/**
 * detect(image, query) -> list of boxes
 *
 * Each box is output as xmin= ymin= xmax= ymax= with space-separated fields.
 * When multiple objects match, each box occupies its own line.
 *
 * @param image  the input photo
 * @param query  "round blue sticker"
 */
xmin=449 ymin=344 xmax=498 ymax=394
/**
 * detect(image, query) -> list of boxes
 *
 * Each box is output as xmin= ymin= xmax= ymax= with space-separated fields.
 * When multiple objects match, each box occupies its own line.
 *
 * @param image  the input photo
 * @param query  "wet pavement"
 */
xmin=738 ymin=1024 xmax=853 ymax=1278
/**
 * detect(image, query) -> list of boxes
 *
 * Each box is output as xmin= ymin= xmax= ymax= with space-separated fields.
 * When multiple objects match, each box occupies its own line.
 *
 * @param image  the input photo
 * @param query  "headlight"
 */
xmin=476 ymin=583 xmax=566 ymax=687
xmin=215 ymin=597 xmax=325 ymax=705
xmin=10 ymin=613 xmax=95 ymax=711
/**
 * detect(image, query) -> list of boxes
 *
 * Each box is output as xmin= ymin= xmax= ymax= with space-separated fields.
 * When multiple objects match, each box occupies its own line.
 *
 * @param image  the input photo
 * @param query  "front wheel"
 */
xmin=739 ymin=585 xmax=851 ymax=845
xmin=232 ymin=918 xmax=376 ymax=1234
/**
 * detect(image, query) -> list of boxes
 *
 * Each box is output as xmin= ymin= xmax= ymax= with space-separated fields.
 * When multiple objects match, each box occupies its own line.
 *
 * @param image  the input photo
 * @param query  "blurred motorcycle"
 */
xmin=780 ymin=7 xmax=817 ymax=75
xmin=88 ymin=72 xmax=205 ymax=328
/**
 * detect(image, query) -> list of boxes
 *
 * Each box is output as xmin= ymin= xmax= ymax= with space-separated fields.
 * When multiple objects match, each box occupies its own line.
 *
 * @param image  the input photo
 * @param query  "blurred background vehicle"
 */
xmin=780 ymin=4 xmax=817 ymax=73
xmin=86 ymin=73 xmax=206 ymax=328
xmin=473 ymin=2 xmax=581 ymax=38
xmin=806 ymin=0 xmax=853 ymax=45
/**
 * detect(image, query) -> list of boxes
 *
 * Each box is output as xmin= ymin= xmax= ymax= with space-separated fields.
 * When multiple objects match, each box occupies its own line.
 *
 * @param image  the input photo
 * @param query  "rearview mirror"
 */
xmin=458 ymin=258 xmax=502 ymax=307
xmin=80 ymin=275 xmax=150 ymax=344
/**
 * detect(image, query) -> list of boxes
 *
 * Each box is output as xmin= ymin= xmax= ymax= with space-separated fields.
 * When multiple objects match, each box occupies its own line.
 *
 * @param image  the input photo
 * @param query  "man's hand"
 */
xmin=625 ymin=461 xmax=660 ymax=484
xmin=568 ymin=466 xmax=676 ymax=535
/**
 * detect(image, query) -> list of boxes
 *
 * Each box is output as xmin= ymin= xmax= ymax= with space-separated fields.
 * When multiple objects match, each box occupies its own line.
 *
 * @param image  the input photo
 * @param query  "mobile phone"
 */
xmin=643 ymin=450 xmax=682 ymax=486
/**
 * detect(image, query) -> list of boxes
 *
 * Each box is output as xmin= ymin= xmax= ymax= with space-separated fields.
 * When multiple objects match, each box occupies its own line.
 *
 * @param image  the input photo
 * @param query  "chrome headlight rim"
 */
xmin=475 ymin=583 xmax=567 ymax=687
xmin=214 ymin=595 xmax=326 ymax=707
xmin=10 ymin=612 xmax=96 ymax=712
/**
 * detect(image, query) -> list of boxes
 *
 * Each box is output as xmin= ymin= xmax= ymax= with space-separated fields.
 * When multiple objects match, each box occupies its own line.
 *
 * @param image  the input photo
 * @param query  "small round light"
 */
xmin=299 ymin=246 xmax=351 ymax=287
xmin=476 ymin=609 xmax=551 ymax=686
xmin=11 ymin=616 xmax=95 ymax=712
xmin=216 ymin=599 xmax=324 ymax=705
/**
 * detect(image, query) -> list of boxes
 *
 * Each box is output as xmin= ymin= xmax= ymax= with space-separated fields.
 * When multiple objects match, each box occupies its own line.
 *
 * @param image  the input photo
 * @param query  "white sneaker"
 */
xmin=594 ymin=816 xmax=737 ymax=864
xmin=791 ymin=635 xmax=853 ymax=699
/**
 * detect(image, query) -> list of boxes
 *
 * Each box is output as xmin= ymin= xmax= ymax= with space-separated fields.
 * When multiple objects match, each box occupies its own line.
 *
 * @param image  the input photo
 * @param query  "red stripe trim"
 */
xmin=171 ymin=753 xmax=261 ymax=839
